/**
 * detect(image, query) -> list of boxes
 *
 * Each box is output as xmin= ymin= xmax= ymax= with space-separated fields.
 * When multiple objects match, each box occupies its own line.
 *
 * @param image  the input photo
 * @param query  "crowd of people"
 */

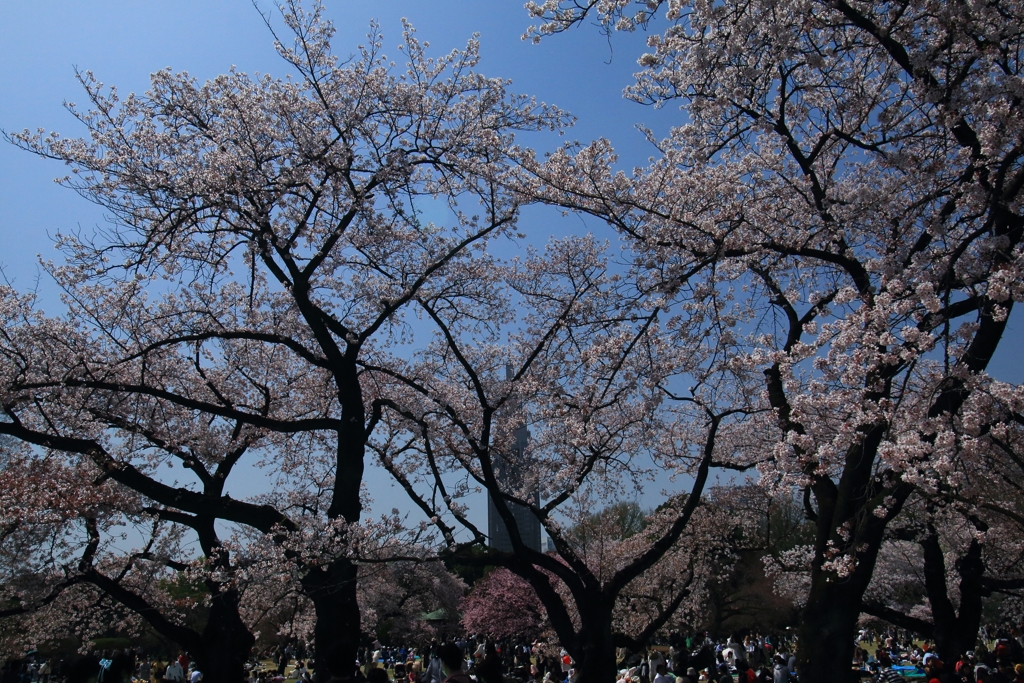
xmin=1 ymin=649 xmax=203 ymax=683
xmin=345 ymin=633 xmax=797 ymax=683
xmin=855 ymin=626 xmax=1024 ymax=682
xmin=347 ymin=627 xmax=1024 ymax=683
xmin=10 ymin=624 xmax=1024 ymax=683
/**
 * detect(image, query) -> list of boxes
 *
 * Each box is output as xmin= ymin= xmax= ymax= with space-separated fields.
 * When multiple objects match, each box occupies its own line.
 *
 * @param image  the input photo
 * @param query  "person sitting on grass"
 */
xmin=874 ymin=651 xmax=905 ymax=683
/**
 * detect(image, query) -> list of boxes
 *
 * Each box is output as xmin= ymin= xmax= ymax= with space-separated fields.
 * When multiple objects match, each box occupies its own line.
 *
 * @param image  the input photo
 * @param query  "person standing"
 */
xmin=729 ymin=636 xmax=746 ymax=667
xmin=425 ymin=650 xmax=444 ymax=683
xmin=438 ymin=645 xmax=471 ymax=683
xmin=165 ymin=658 xmax=185 ymax=683
xmin=649 ymin=650 xmax=667 ymax=679
xmin=771 ymin=655 xmax=789 ymax=683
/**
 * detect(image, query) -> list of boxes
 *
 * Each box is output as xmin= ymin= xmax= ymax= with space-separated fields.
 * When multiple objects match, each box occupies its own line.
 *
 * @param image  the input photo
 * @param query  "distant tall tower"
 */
xmin=487 ymin=366 xmax=541 ymax=553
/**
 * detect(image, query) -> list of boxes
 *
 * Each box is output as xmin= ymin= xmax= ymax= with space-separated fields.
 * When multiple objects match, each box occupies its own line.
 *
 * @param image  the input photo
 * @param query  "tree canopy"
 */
xmin=1 ymin=1 xmax=1023 ymax=682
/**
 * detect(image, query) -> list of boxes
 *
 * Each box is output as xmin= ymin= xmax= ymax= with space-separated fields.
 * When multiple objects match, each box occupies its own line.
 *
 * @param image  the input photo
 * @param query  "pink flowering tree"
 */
xmin=3 ymin=0 xmax=566 ymax=677
xmin=861 ymin=510 xmax=989 ymax=659
xmin=766 ymin=497 xmax=1024 ymax=659
xmin=461 ymin=568 xmax=549 ymax=639
xmin=0 ymin=307 xmax=457 ymax=674
xmin=0 ymin=285 xmax=325 ymax=680
xmin=0 ymin=307 xmax=287 ymax=680
xmin=859 ymin=395 xmax=1024 ymax=659
xmin=518 ymin=0 xmax=1024 ymax=677
xmin=0 ymin=432 xmax=257 ymax=669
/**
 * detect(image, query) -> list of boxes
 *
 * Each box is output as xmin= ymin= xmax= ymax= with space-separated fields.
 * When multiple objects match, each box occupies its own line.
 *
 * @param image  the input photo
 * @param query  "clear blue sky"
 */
xmin=2 ymin=1 xmax=1021 ymax=531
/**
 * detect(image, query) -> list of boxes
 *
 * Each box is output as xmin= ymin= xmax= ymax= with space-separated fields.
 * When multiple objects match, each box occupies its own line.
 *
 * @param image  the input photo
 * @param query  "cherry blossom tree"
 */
xmin=0 ymin=284 xmax=318 ymax=681
xmin=0 ymin=282 xmax=444 ymax=679
xmin=369 ymin=248 xmax=764 ymax=683
xmin=0 ymin=438 xmax=143 ymax=651
xmin=690 ymin=484 xmax=809 ymax=637
xmin=3 ymin=0 xmax=566 ymax=676
xmin=0 ymin=432 xmax=259 ymax=678
xmin=862 ymin=510 xmax=989 ymax=659
xmin=762 ymin=378 xmax=1024 ymax=659
xmin=518 ymin=0 xmax=1024 ymax=678
xmin=461 ymin=567 xmax=549 ymax=639
xmin=0 ymin=302 xmax=454 ymax=675
xmin=766 ymin=497 xmax=1024 ymax=659
xmin=859 ymin=395 xmax=1024 ymax=660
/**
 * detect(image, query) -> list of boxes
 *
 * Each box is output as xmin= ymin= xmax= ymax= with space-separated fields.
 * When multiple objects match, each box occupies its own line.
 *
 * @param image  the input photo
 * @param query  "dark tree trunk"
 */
xmin=797 ymin=579 xmax=862 ymax=683
xmin=194 ymin=587 xmax=256 ymax=683
xmin=569 ymin=607 xmax=618 ymax=683
xmin=922 ymin=531 xmax=984 ymax=660
xmin=306 ymin=557 xmax=361 ymax=681
xmin=307 ymin=357 xmax=365 ymax=682
xmin=796 ymin=446 xmax=904 ymax=683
